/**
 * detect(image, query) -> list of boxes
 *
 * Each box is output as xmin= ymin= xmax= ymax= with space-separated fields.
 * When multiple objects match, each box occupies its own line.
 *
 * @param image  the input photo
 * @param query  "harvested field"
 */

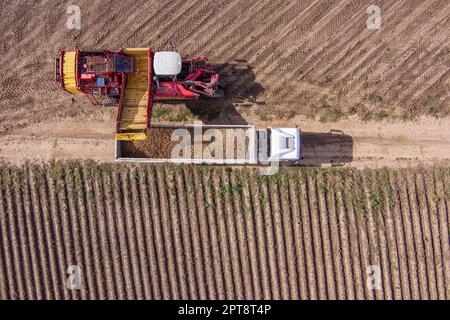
xmin=1 ymin=0 xmax=450 ymax=135
xmin=121 ymin=127 xmax=250 ymax=160
xmin=0 ymin=162 xmax=448 ymax=300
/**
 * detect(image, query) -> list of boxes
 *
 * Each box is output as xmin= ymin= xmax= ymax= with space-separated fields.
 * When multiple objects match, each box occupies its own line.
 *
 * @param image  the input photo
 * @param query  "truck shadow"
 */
xmin=186 ymin=61 xmax=263 ymax=125
xmin=300 ymin=130 xmax=353 ymax=166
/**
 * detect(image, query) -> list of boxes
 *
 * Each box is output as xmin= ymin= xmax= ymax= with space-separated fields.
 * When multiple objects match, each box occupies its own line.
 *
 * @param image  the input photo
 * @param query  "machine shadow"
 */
xmin=186 ymin=62 xmax=264 ymax=125
xmin=300 ymin=130 xmax=353 ymax=166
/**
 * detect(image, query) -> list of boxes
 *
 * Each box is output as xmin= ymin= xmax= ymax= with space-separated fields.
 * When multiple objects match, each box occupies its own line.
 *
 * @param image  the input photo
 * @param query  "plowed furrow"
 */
xmin=91 ymin=167 xmax=116 ymax=299
xmin=119 ymin=169 xmax=145 ymax=299
xmin=156 ymin=165 xmax=183 ymax=299
xmin=228 ymin=169 xmax=254 ymax=299
xmin=128 ymin=168 xmax=153 ymax=299
xmin=211 ymin=169 xmax=236 ymax=299
xmin=171 ymin=166 xmax=198 ymax=299
xmin=101 ymin=169 xmax=126 ymax=299
xmin=335 ymin=172 xmax=356 ymax=299
xmin=46 ymin=170 xmax=72 ymax=300
xmin=414 ymin=170 xmax=439 ymax=299
xmin=183 ymin=166 xmax=209 ymax=299
xmin=361 ymin=171 xmax=385 ymax=300
xmin=287 ymin=173 xmax=308 ymax=299
xmin=315 ymin=172 xmax=338 ymax=299
xmin=200 ymin=167 xmax=226 ymax=299
xmin=298 ymin=170 xmax=318 ymax=299
xmin=433 ymin=170 xmax=450 ymax=298
xmin=248 ymin=171 xmax=272 ymax=299
xmin=147 ymin=166 xmax=172 ymax=299
xmin=138 ymin=166 xmax=162 ymax=299
xmin=111 ymin=170 xmax=136 ymax=299
xmin=306 ymin=170 xmax=328 ymax=299
xmin=260 ymin=175 xmax=282 ymax=299
xmin=344 ymin=172 xmax=367 ymax=300
xmin=324 ymin=172 xmax=346 ymax=299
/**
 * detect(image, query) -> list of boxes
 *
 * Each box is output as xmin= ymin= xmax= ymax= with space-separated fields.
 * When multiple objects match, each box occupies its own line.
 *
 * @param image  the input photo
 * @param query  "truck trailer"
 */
xmin=115 ymin=124 xmax=302 ymax=165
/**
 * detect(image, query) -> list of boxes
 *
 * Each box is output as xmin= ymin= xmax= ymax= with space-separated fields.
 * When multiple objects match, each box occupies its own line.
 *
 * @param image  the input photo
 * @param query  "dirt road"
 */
xmin=2 ymin=116 xmax=449 ymax=169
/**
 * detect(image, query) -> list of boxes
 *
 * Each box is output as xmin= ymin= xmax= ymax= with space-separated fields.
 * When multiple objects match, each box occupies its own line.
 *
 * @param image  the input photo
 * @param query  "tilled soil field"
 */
xmin=0 ymin=162 xmax=448 ymax=300
xmin=1 ymin=0 xmax=450 ymax=134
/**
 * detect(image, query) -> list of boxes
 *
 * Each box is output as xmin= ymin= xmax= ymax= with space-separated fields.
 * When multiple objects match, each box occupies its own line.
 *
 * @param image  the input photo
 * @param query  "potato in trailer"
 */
xmin=115 ymin=124 xmax=302 ymax=165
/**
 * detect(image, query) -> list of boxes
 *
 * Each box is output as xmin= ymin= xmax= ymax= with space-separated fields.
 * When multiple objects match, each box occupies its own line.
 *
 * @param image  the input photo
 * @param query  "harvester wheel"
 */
xmin=212 ymin=89 xmax=225 ymax=98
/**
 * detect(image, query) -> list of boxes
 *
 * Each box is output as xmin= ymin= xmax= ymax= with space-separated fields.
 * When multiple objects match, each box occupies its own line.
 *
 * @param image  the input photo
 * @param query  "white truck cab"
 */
xmin=267 ymin=127 xmax=302 ymax=162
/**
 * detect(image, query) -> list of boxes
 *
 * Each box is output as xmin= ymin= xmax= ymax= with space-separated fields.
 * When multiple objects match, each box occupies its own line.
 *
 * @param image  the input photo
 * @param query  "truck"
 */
xmin=115 ymin=124 xmax=302 ymax=164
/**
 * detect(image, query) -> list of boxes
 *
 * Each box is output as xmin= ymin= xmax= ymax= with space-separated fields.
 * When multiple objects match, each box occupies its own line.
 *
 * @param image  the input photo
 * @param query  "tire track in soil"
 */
xmin=156 ymin=165 xmax=183 ymax=299
xmin=137 ymin=166 xmax=161 ymax=299
xmin=248 ymin=171 xmax=271 ymax=299
xmin=183 ymin=166 xmax=209 ymax=299
xmin=147 ymin=166 xmax=172 ymax=299
xmin=111 ymin=169 xmax=136 ymax=299
xmin=323 ymin=172 xmax=346 ymax=299
xmin=334 ymin=172 xmax=356 ymax=299
xmin=119 ymin=169 xmax=145 ymax=299
xmin=172 ymin=166 xmax=199 ymax=299
xmin=306 ymin=169 xmax=328 ymax=299
xmin=163 ymin=166 xmax=190 ymax=299
xmin=422 ymin=170 xmax=446 ymax=299
xmin=298 ymin=169 xmax=318 ymax=299
xmin=315 ymin=172 xmax=338 ymax=299
xmin=200 ymin=167 xmax=225 ymax=299
xmin=343 ymin=171 xmax=366 ymax=299
xmin=229 ymin=169 xmax=254 ymax=299
xmin=414 ymin=169 xmax=439 ymax=299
